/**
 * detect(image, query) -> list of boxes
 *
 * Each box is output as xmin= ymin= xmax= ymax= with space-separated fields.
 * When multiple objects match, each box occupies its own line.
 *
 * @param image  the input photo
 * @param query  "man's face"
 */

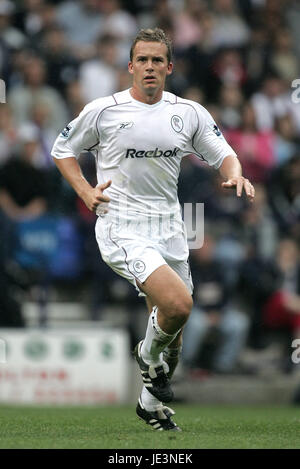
xmin=128 ymin=41 xmax=173 ymax=97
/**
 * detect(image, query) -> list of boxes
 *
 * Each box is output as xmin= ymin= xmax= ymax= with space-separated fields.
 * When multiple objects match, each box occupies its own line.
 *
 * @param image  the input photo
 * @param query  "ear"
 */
xmin=167 ymin=62 xmax=173 ymax=76
xmin=128 ymin=61 xmax=133 ymax=75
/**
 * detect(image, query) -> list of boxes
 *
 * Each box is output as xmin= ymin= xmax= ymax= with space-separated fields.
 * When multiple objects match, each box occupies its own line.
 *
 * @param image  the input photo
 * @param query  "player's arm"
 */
xmin=219 ymin=154 xmax=255 ymax=202
xmin=51 ymin=102 xmax=113 ymax=212
xmin=189 ymin=104 xmax=255 ymax=202
xmin=53 ymin=156 xmax=111 ymax=212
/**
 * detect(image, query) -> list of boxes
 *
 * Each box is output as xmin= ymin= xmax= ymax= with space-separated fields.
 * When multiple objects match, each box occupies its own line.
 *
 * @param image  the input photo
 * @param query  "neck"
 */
xmin=130 ymin=85 xmax=163 ymax=105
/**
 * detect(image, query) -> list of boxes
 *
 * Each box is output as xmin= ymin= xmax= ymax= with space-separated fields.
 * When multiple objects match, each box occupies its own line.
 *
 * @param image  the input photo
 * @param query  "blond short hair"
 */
xmin=130 ymin=28 xmax=173 ymax=64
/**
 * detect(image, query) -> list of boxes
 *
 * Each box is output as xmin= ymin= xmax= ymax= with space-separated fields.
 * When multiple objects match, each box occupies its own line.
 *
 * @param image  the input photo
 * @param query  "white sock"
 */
xmin=141 ymin=306 xmax=180 ymax=366
xmin=140 ymin=386 xmax=162 ymax=412
xmin=164 ymin=345 xmax=182 ymax=359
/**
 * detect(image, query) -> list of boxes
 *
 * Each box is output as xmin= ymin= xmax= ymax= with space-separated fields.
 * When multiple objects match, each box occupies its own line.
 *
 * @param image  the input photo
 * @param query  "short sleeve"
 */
xmin=51 ymin=103 xmax=99 ymax=159
xmin=187 ymin=104 xmax=237 ymax=169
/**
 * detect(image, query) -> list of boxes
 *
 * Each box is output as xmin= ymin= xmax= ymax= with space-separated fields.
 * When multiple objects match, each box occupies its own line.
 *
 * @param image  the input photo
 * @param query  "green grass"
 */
xmin=0 ymin=404 xmax=299 ymax=449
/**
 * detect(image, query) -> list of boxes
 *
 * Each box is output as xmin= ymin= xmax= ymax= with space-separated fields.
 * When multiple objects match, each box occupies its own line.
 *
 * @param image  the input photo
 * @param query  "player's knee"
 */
xmin=167 ymin=295 xmax=193 ymax=324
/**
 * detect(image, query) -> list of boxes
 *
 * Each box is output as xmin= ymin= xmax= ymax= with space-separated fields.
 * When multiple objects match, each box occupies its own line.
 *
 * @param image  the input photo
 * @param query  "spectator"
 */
xmin=137 ymin=0 xmax=174 ymax=35
xmin=225 ymin=102 xmax=275 ymax=183
xmin=240 ymin=183 xmax=278 ymax=261
xmin=203 ymin=171 xmax=245 ymax=227
xmin=37 ymin=25 xmax=79 ymax=95
xmin=218 ymin=83 xmax=244 ymax=130
xmin=8 ymin=54 xmax=68 ymax=133
xmin=251 ymin=75 xmax=294 ymax=132
xmin=64 ymin=80 xmax=85 ymax=120
xmin=0 ymin=210 xmax=25 ymax=327
xmin=0 ymin=0 xmax=27 ymax=83
xmin=167 ymin=53 xmax=190 ymax=96
xmin=15 ymin=0 xmax=58 ymax=46
xmin=260 ymin=0 xmax=286 ymax=41
xmin=0 ymin=137 xmax=49 ymax=221
xmin=0 ymin=105 xmax=18 ymax=165
xmin=270 ymin=28 xmax=299 ymax=84
xmin=172 ymin=0 xmax=206 ymax=51
xmin=99 ymin=0 xmax=138 ymax=66
xmin=274 ymin=114 xmax=299 ymax=167
xmin=56 ymin=0 xmax=103 ymax=60
xmin=0 ymin=0 xmax=26 ymax=50
xmin=268 ymin=153 xmax=300 ymax=241
xmin=239 ymin=238 xmax=300 ymax=361
xmin=79 ymin=34 xmax=119 ymax=103
xmin=263 ymin=239 xmax=300 ymax=335
xmin=210 ymin=48 xmax=247 ymax=95
xmin=210 ymin=0 xmax=250 ymax=49
xmin=14 ymin=0 xmax=48 ymax=37
xmin=183 ymin=12 xmax=217 ymax=98
xmin=30 ymin=102 xmax=58 ymax=169
xmin=243 ymin=25 xmax=271 ymax=95
xmin=182 ymin=234 xmax=250 ymax=374
xmin=286 ymin=0 xmax=300 ymax=59
xmin=194 ymin=47 xmax=248 ymax=103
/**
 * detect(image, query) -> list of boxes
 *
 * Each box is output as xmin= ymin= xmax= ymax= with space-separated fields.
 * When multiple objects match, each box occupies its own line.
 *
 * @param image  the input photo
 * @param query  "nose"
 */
xmin=146 ymin=60 xmax=154 ymax=70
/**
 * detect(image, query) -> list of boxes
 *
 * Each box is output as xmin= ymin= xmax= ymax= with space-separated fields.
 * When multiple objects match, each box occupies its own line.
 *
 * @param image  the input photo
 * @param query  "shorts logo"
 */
xmin=60 ymin=124 xmax=72 ymax=139
xmin=118 ymin=121 xmax=133 ymax=130
xmin=133 ymin=259 xmax=146 ymax=274
xmin=171 ymin=115 xmax=183 ymax=133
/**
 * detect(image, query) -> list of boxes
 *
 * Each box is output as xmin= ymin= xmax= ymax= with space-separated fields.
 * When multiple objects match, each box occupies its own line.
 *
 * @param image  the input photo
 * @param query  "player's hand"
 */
xmin=83 ymin=180 xmax=112 ymax=212
xmin=222 ymin=177 xmax=255 ymax=202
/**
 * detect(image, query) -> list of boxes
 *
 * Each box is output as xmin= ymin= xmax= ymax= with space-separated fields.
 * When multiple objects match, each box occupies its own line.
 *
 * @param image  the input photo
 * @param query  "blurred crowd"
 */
xmin=1 ymin=0 xmax=300 ymax=375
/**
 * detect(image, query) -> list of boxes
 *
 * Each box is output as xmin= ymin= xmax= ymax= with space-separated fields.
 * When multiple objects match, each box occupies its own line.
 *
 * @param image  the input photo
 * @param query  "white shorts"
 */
xmin=95 ymin=215 xmax=193 ymax=297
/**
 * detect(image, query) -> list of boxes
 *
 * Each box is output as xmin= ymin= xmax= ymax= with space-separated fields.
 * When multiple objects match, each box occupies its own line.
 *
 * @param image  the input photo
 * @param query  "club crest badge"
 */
xmin=133 ymin=259 xmax=146 ymax=274
xmin=171 ymin=115 xmax=183 ymax=133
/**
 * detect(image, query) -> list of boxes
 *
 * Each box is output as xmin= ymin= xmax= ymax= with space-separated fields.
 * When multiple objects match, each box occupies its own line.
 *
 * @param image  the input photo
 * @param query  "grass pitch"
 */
xmin=0 ymin=404 xmax=299 ymax=449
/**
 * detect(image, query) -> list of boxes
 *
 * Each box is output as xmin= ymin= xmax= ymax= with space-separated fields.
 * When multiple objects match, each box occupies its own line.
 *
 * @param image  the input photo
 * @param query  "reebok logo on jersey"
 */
xmin=118 ymin=121 xmax=133 ymax=129
xmin=125 ymin=147 xmax=180 ymax=158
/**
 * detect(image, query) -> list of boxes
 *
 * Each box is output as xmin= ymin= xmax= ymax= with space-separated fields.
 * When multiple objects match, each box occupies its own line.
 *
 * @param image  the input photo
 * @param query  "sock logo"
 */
xmin=151 ymin=313 xmax=160 ymax=336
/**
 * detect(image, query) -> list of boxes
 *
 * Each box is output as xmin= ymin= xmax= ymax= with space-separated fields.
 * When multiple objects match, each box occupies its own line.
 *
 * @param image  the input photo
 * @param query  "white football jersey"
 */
xmin=51 ymin=88 xmax=236 ymax=220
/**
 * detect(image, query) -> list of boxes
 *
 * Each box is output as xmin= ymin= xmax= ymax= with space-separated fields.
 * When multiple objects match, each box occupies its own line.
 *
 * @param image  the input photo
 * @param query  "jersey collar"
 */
xmin=127 ymin=88 xmax=164 ymax=108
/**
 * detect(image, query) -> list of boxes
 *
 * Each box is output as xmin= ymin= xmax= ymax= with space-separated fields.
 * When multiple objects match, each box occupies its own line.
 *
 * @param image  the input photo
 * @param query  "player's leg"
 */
xmin=136 ymin=279 xmax=188 ymax=432
xmin=95 ymin=222 xmax=190 ymax=403
xmin=160 ymin=256 xmax=193 ymax=379
xmin=139 ymin=297 xmax=182 ymax=407
xmin=134 ymin=264 xmax=192 ymax=403
xmin=138 ymin=297 xmax=163 ymax=414
xmin=137 ymin=264 xmax=192 ymax=366
xmin=145 ymin=296 xmax=183 ymax=379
